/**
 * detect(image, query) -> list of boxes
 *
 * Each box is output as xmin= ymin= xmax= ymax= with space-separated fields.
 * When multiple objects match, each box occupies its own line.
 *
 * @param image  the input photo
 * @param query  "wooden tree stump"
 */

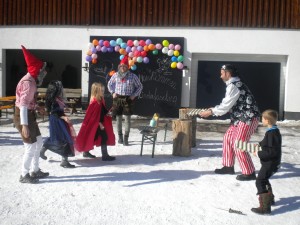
xmin=172 ymin=119 xmax=192 ymax=157
xmin=179 ymin=108 xmax=197 ymax=147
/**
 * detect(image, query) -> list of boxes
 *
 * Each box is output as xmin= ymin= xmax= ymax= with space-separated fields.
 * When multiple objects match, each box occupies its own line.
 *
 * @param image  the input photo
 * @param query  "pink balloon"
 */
xmin=169 ymin=44 xmax=175 ymax=50
xmin=155 ymin=43 xmax=162 ymax=50
xmin=114 ymin=46 xmax=120 ymax=52
xmin=177 ymin=62 xmax=183 ymax=69
xmin=175 ymin=44 xmax=181 ymax=51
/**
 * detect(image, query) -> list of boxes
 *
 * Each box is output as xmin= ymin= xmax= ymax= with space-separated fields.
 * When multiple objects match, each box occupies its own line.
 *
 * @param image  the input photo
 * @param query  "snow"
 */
xmin=0 ymin=114 xmax=300 ymax=225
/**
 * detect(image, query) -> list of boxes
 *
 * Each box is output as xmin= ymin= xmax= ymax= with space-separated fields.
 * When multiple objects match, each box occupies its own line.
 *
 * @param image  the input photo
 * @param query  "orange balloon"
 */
xmin=119 ymin=48 xmax=127 ymax=55
xmin=92 ymin=58 xmax=97 ymax=64
xmin=92 ymin=39 xmax=99 ymax=46
xmin=143 ymin=45 xmax=149 ymax=51
xmin=148 ymin=44 xmax=155 ymax=50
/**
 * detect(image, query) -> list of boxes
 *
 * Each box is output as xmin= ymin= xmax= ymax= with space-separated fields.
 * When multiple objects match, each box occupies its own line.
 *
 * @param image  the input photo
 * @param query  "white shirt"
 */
xmin=212 ymin=77 xmax=241 ymax=116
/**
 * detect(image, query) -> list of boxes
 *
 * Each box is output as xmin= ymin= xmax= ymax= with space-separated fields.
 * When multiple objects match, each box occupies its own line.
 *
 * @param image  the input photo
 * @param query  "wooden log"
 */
xmin=172 ymin=119 xmax=192 ymax=157
xmin=179 ymin=108 xmax=196 ymax=147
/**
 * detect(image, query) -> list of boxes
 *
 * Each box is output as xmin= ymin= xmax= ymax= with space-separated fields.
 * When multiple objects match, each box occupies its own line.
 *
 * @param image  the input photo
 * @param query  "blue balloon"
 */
xmin=171 ymin=56 xmax=178 ymax=62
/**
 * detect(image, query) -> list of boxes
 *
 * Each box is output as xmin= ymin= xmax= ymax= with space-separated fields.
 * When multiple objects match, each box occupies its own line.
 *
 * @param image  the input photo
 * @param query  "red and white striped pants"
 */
xmin=222 ymin=118 xmax=259 ymax=175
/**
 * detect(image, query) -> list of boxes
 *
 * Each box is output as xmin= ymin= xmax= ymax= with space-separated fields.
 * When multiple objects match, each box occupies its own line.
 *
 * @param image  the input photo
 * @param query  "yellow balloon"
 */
xmin=174 ymin=50 xmax=180 ymax=56
xmin=162 ymin=40 xmax=169 ymax=47
xmin=171 ymin=62 xmax=177 ymax=68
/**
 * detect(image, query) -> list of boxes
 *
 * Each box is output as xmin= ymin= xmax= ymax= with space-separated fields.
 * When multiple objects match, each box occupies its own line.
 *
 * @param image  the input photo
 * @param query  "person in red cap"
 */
xmin=107 ymin=55 xmax=143 ymax=146
xmin=14 ymin=45 xmax=49 ymax=184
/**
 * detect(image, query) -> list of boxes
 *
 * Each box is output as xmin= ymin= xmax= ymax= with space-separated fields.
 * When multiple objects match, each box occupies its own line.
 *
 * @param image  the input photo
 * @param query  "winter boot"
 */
xmin=30 ymin=169 xmax=49 ymax=179
xmin=267 ymin=185 xmax=275 ymax=205
xmin=83 ymin=151 xmax=96 ymax=158
xmin=251 ymin=193 xmax=271 ymax=215
xmin=60 ymin=157 xmax=76 ymax=168
xmin=40 ymin=146 xmax=47 ymax=160
xmin=101 ymin=145 xmax=116 ymax=161
xmin=214 ymin=166 xmax=235 ymax=175
xmin=19 ymin=173 xmax=39 ymax=184
xmin=123 ymin=135 xmax=129 ymax=146
xmin=118 ymin=133 xmax=124 ymax=144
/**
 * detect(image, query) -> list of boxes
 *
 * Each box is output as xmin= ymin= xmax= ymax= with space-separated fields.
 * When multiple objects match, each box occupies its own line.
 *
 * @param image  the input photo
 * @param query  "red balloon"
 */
xmin=140 ymin=51 xmax=147 ymax=57
xmin=103 ymin=40 xmax=110 ymax=47
xmin=139 ymin=40 xmax=146 ymax=46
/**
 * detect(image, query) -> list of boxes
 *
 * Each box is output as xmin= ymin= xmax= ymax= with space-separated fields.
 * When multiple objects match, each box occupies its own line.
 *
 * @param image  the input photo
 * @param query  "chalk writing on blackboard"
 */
xmin=139 ymin=88 xmax=178 ymax=106
xmin=156 ymin=57 xmax=173 ymax=75
xmin=139 ymin=71 xmax=177 ymax=90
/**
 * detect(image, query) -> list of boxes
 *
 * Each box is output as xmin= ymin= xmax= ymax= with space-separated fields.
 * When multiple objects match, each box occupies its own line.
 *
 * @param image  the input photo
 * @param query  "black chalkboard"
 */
xmin=88 ymin=36 xmax=184 ymax=118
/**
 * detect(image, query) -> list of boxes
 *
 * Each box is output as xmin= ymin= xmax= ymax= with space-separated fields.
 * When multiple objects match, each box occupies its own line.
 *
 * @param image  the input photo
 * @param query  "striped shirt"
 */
xmin=107 ymin=72 xmax=143 ymax=97
xmin=15 ymin=73 xmax=37 ymax=110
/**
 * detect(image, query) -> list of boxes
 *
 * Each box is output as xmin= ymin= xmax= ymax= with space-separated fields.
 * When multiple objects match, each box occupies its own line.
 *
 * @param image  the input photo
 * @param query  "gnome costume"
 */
xmin=14 ymin=45 xmax=49 ymax=184
xmin=107 ymin=55 xmax=143 ymax=146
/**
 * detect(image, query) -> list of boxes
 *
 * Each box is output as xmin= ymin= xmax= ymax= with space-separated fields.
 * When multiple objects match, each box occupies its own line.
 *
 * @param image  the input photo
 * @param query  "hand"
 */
xmin=22 ymin=125 xmax=30 ymax=138
xmin=99 ymin=123 xmax=105 ymax=130
xmin=61 ymin=116 xmax=70 ymax=124
xmin=253 ymin=150 xmax=257 ymax=157
xmin=199 ymin=109 xmax=213 ymax=118
xmin=112 ymin=93 xmax=118 ymax=98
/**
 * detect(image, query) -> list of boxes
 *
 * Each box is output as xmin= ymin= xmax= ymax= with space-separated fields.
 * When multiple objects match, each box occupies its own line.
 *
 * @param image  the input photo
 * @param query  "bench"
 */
xmin=37 ymin=88 xmax=82 ymax=114
xmin=0 ymin=96 xmax=16 ymax=118
xmin=138 ymin=122 xmax=169 ymax=158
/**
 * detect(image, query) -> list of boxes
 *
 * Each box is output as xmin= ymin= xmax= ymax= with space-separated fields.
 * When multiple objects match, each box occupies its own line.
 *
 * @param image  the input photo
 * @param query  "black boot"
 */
xmin=118 ymin=133 xmax=123 ymax=144
xmin=101 ymin=145 xmax=116 ymax=161
xmin=83 ymin=151 xmax=96 ymax=158
xmin=215 ymin=166 xmax=235 ymax=174
xmin=60 ymin=157 xmax=75 ymax=168
xmin=123 ymin=135 xmax=129 ymax=146
xmin=40 ymin=146 xmax=47 ymax=160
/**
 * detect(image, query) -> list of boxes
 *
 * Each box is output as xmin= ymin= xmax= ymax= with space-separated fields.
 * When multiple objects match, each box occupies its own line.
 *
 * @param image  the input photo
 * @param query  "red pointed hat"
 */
xmin=119 ymin=55 xmax=129 ymax=68
xmin=21 ymin=45 xmax=44 ymax=78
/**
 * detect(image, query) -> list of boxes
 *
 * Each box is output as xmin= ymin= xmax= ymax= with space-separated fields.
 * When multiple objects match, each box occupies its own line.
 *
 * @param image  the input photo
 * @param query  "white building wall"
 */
xmin=0 ymin=27 xmax=299 ymax=115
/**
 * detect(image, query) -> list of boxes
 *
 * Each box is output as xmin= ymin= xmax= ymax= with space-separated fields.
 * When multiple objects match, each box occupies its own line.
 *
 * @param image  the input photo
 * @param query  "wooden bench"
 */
xmin=37 ymin=88 xmax=82 ymax=114
xmin=0 ymin=96 xmax=16 ymax=119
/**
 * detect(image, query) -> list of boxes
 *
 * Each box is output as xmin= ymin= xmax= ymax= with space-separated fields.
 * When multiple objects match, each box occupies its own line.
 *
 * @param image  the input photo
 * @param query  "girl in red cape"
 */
xmin=76 ymin=82 xmax=116 ymax=161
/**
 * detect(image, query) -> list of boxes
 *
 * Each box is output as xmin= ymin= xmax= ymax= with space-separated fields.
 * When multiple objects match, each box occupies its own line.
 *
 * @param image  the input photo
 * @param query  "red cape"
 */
xmin=75 ymin=99 xmax=115 ymax=152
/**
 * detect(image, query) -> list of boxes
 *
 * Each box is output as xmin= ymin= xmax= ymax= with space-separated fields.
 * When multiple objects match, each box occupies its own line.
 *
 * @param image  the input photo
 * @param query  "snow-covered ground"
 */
xmin=0 ymin=114 xmax=300 ymax=225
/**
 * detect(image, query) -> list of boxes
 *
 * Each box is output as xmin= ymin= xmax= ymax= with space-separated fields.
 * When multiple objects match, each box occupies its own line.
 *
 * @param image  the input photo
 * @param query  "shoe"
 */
xmin=236 ymin=172 xmax=256 ymax=181
xmin=83 ymin=151 xmax=96 ymax=158
xmin=40 ymin=147 xmax=47 ymax=160
xmin=60 ymin=160 xmax=76 ymax=168
xmin=215 ymin=166 xmax=235 ymax=175
xmin=19 ymin=174 xmax=39 ymax=184
xmin=30 ymin=169 xmax=49 ymax=179
xmin=102 ymin=155 xmax=116 ymax=161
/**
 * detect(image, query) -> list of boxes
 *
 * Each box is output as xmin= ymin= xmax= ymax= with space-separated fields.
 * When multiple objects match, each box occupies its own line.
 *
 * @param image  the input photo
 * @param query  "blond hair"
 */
xmin=262 ymin=109 xmax=278 ymax=125
xmin=90 ymin=82 xmax=105 ymax=103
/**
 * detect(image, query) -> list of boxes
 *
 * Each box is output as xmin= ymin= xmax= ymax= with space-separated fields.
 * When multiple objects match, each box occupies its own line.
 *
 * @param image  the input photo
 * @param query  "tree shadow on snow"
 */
xmin=40 ymin=169 xmax=214 ymax=186
xmin=0 ymin=134 xmax=23 ymax=146
xmin=271 ymin=196 xmax=300 ymax=215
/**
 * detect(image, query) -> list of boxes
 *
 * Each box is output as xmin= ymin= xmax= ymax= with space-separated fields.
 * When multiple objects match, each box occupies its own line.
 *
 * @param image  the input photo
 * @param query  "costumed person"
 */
xmin=14 ymin=45 xmax=49 ymax=184
xmin=251 ymin=109 xmax=282 ymax=215
xmin=200 ymin=64 xmax=260 ymax=181
xmin=107 ymin=55 xmax=143 ymax=146
xmin=76 ymin=82 xmax=116 ymax=161
xmin=40 ymin=80 xmax=76 ymax=168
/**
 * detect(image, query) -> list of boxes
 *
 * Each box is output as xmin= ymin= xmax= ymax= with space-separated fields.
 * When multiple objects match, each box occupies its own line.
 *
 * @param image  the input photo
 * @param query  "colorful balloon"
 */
xmin=168 ymin=44 xmax=174 ymax=50
xmin=86 ymin=55 xmax=92 ymax=62
xmin=175 ymin=44 xmax=181 ymax=50
xmin=177 ymin=55 xmax=184 ymax=62
xmin=171 ymin=62 xmax=177 ymax=68
xmin=155 ymin=43 xmax=162 ymax=50
xmin=103 ymin=40 xmax=110 ymax=47
xmin=116 ymin=38 xmax=123 ymax=45
xmin=92 ymin=39 xmax=99 ymax=46
xmin=167 ymin=50 xmax=174 ymax=56
xmin=162 ymin=40 xmax=169 ymax=47
xmin=173 ymin=50 xmax=180 ymax=56
xmin=110 ymin=40 xmax=117 ymax=47
xmin=143 ymin=57 xmax=149 ymax=63
xmin=127 ymin=40 xmax=134 ymax=47
xmin=162 ymin=47 xmax=168 ymax=54
xmin=152 ymin=49 xmax=158 ymax=55
xmin=177 ymin=62 xmax=184 ymax=69
xmin=145 ymin=39 xmax=152 ymax=45
xmin=131 ymin=64 xmax=137 ymax=70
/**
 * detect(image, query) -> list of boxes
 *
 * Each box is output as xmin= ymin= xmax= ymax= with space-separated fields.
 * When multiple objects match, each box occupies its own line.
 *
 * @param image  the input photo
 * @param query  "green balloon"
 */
xmin=152 ymin=49 xmax=158 ymax=55
xmin=177 ymin=55 xmax=184 ymax=62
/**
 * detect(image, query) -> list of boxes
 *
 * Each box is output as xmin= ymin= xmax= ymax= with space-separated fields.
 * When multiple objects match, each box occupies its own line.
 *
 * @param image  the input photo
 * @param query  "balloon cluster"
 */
xmin=85 ymin=38 xmax=184 ymax=70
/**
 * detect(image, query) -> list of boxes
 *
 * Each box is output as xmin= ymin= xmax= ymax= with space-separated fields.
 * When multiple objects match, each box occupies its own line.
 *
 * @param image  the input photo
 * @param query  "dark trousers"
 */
xmin=256 ymin=165 xmax=275 ymax=194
